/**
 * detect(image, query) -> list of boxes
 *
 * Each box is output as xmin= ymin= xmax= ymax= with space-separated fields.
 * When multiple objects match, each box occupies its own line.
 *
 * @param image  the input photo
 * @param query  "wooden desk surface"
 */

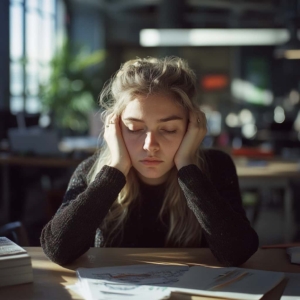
xmin=0 ymin=247 xmax=299 ymax=300
xmin=234 ymin=159 xmax=300 ymax=179
xmin=0 ymin=153 xmax=82 ymax=168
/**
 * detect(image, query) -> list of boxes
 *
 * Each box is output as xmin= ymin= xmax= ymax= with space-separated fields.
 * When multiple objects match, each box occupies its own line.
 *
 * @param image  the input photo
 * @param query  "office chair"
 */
xmin=0 ymin=221 xmax=29 ymax=246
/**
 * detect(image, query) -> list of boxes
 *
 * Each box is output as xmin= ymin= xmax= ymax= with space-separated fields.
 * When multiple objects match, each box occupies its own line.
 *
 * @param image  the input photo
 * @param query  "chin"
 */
xmin=139 ymin=170 xmax=164 ymax=179
xmin=134 ymin=166 xmax=172 ymax=183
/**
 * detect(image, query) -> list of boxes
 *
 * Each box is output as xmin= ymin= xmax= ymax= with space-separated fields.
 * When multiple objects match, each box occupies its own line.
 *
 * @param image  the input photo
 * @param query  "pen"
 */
xmin=209 ymin=271 xmax=250 ymax=290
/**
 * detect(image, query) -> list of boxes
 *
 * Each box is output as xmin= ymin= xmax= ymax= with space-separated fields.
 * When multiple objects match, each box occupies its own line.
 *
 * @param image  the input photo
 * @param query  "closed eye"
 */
xmin=162 ymin=129 xmax=177 ymax=134
xmin=127 ymin=128 xmax=144 ymax=133
xmin=126 ymin=128 xmax=176 ymax=134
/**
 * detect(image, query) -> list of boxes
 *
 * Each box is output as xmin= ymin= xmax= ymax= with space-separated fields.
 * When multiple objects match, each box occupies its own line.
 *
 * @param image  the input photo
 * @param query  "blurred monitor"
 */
xmin=8 ymin=127 xmax=61 ymax=156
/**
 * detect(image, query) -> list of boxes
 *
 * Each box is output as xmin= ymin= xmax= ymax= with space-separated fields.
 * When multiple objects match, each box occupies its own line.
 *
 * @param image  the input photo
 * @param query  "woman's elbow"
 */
xmin=213 ymin=232 xmax=259 ymax=267
xmin=40 ymin=227 xmax=80 ymax=266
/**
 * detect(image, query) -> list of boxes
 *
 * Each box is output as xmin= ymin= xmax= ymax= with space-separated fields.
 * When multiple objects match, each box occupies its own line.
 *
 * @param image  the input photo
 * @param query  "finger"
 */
xmin=189 ymin=111 xmax=201 ymax=128
xmin=110 ymin=114 xmax=119 ymax=125
xmin=105 ymin=113 xmax=113 ymax=126
xmin=197 ymin=110 xmax=207 ymax=129
xmin=105 ymin=114 xmax=122 ymax=136
xmin=105 ymin=113 xmax=119 ymax=127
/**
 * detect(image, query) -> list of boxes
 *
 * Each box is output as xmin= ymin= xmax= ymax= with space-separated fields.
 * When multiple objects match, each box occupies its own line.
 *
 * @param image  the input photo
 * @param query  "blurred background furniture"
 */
xmin=0 ymin=154 xmax=83 ymax=245
xmin=0 ymin=221 xmax=29 ymax=246
xmin=235 ymin=158 xmax=300 ymax=242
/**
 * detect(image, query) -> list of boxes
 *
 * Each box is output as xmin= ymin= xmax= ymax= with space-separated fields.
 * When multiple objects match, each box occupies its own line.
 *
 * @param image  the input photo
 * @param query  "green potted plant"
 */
xmin=39 ymin=40 xmax=106 ymax=135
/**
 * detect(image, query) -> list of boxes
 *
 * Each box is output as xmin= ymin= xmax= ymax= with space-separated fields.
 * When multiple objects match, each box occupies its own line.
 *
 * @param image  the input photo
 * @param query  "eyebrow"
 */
xmin=123 ymin=115 xmax=183 ymax=123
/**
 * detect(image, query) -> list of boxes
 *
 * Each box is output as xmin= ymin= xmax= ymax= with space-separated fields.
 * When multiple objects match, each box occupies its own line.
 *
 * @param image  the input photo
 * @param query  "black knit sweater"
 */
xmin=40 ymin=149 xmax=259 ymax=266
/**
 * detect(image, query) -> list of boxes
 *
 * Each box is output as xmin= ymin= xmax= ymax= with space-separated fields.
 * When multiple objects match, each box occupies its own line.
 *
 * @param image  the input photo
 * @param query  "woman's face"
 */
xmin=121 ymin=94 xmax=188 ymax=185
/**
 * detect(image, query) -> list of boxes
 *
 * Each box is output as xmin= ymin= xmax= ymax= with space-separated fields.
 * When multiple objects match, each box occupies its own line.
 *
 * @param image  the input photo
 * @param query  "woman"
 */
xmin=40 ymin=57 xmax=259 ymax=266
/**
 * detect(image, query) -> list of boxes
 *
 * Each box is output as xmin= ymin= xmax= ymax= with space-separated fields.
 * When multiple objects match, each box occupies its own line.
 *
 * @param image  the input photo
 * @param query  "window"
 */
xmin=10 ymin=0 xmax=62 ymax=114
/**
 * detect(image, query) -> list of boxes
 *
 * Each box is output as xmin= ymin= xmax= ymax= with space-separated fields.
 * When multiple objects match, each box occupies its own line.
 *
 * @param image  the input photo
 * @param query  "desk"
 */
xmin=235 ymin=159 xmax=300 ymax=243
xmin=0 ymin=154 xmax=82 ymax=224
xmin=0 ymin=247 xmax=299 ymax=300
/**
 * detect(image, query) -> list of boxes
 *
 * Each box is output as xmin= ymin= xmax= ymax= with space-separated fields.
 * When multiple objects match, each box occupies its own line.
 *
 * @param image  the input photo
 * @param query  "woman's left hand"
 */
xmin=174 ymin=110 xmax=207 ymax=170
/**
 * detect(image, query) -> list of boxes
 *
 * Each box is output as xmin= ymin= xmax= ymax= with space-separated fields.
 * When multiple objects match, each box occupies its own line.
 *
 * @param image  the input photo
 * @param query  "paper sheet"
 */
xmin=280 ymin=273 xmax=300 ymax=300
xmin=172 ymin=265 xmax=285 ymax=300
xmin=74 ymin=264 xmax=287 ymax=300
xmin=76 ymin=264 xmax=189 ymax=300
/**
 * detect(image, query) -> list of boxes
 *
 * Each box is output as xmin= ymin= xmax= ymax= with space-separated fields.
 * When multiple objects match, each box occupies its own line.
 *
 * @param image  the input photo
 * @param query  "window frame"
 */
xmin=9 ymin=0 xmax=59 ymax=114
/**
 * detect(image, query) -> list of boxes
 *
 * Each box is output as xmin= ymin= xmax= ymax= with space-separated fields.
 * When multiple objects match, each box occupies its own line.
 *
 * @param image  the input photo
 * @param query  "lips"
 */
xmin=141 ymin=158 xmax=162 ymax=162
xmin=140 ymin=158 xmax=163 ymax=165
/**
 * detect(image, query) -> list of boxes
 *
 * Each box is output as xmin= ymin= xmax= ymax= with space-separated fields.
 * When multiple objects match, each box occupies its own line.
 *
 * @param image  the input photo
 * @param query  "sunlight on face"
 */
xmin=121 ymin=94 xmax=188 ymax=185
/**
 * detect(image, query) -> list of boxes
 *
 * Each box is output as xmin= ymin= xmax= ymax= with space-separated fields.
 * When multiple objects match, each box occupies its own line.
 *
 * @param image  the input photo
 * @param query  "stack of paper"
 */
xmin=72 ymin=264 xmax=286 ymax=300
xmin=0 ymin=237 xmax=33 ymax=287
xmin=286 ymin=247 xmax=300 ymax=264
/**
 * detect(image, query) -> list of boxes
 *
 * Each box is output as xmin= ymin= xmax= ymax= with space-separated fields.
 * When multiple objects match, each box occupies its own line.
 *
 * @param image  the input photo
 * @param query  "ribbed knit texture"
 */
xmin=40 ymin=149 xmax=259 ymax=266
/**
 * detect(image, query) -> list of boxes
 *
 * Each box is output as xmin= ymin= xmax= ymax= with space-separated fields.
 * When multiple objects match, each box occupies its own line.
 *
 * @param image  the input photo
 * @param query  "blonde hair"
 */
xmin=87 ymin=56 xmax=205 ymax=247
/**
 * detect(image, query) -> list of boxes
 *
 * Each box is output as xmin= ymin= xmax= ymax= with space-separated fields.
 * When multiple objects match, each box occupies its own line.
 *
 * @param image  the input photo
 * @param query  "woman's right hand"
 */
xmin=104 ymin=113 xmax=132 ymax=176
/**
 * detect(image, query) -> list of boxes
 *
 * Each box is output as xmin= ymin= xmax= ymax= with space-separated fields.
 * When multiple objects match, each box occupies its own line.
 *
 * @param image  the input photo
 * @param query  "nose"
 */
xmin=143 ymin=132 xmax=159 ymax=153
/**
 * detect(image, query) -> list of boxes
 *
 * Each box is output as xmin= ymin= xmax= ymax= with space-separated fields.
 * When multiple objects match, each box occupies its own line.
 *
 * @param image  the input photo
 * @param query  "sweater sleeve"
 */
xmin=178 ymin=149 xmax=259 ymax=267
xmin=40 ymin=155 xmax=126 ymax=265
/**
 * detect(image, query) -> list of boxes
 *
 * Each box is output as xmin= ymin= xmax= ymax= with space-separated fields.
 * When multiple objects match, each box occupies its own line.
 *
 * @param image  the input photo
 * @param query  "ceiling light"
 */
xmin=140 ymin=29 xmax=290 ymax=47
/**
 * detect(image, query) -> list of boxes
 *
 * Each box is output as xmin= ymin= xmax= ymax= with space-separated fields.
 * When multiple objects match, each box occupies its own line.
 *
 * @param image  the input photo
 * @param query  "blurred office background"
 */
xmin=0 ymin=0 xmax=300 ymax=246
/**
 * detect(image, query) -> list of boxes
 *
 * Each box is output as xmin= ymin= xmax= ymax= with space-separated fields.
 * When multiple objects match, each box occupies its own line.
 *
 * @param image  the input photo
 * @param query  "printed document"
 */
xmin=75 ymin=264 xmax=285 ymax=300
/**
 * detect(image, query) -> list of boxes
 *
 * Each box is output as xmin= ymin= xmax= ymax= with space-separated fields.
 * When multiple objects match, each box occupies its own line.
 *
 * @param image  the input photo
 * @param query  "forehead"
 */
xmin=122 ymin=94 xmax=187 ymax=119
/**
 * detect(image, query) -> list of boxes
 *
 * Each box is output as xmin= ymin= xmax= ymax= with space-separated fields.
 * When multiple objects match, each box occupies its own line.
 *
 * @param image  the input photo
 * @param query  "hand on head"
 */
xmin=174 ymin=110 xmax=207 ymax=170
xmin=104 ymin=113 xmax=132 ymax=176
